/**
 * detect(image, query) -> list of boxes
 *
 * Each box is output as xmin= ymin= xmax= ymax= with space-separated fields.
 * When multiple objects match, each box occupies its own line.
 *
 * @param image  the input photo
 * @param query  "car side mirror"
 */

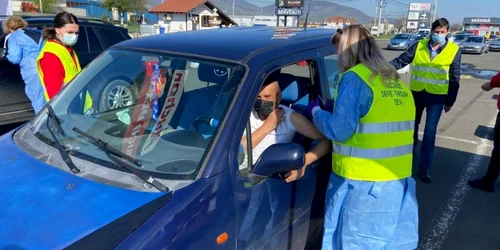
xmin=251 ymin=143 xmax=305 ymax=179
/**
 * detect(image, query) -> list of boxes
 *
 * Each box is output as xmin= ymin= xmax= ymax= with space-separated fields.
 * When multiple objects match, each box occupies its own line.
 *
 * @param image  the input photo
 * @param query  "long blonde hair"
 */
xmin=337 ymin=24 xmax=399 ymax=83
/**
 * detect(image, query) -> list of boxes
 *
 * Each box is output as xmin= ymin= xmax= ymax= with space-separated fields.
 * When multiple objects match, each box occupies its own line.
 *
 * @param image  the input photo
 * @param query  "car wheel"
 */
xmin=99 ymin=78 xmax=138 ymax=111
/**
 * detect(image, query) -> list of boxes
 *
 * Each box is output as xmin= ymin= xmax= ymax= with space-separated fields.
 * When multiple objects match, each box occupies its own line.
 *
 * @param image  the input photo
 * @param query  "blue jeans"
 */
xmin=414 ymin=103 xmax=444 ymax=170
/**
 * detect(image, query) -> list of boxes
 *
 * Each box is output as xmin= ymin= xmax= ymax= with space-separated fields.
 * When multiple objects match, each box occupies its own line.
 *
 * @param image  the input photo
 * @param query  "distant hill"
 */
xmin=146 ymin=0 xmax=374 ymax=24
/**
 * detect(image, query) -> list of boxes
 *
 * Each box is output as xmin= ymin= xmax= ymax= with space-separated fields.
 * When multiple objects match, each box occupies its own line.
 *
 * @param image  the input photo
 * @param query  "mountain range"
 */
xmin=147 ymin=0 xmax=374 ymax=24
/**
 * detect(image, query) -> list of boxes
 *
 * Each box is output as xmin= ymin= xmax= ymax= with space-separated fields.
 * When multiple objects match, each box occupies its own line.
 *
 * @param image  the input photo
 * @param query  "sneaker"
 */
xmin=418 ymin=169 xmax=431 ymax=183
xmin=468 ymin=178 xmax=495 ymax=193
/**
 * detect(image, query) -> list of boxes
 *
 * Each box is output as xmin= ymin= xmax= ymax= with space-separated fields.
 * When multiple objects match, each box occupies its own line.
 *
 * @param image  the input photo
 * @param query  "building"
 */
xmin=66 ymin=0 xmax=158 ymax=24
xmin=323 ymin=16 xmax=356 ymax=29
xmin=232 ymin=15 xmax=298 ymax=27
xmin=149 ymin=0 xmax=236 ymax=32
xmin=462 ymin=17 xmax=500 ymax=36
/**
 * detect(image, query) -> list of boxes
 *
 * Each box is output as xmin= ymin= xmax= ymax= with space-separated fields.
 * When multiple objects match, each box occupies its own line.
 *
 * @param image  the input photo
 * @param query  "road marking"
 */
xmin=479 ymin=99 xmax=497 ymax=104
xmin=419 ymin=116 xmax=496 ymax=250
xmin=418 ymin=132 xmax=493 ymax=147
xmin=460 ymin=75 xmax=472 ymax=79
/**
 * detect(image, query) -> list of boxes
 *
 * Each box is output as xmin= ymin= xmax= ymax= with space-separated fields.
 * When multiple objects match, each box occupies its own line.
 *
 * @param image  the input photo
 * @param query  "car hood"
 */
xmin=490 ymin=41 xmax=500 ymax=45
xmin=390 ymin=39 xmax=408 ymax=43
xmin=0 ymin=130 xmax=164 ymax=249
xmin=461 ymin=42 xmax=484 ymax=47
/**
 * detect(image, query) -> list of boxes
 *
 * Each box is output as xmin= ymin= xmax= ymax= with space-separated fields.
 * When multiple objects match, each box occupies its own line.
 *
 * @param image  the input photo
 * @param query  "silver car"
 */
xmin=460 ymin=36 xmax=489 ymax=54
xmin=489 ymin=38 xmax=500 ymax=52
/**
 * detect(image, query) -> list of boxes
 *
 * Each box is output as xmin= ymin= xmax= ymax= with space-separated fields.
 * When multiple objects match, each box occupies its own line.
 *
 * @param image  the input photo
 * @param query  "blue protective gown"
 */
xmin=313 ymin=72 xmax=419 ymax=250
xmin=6 ymin=29 xmax=46 ymax=113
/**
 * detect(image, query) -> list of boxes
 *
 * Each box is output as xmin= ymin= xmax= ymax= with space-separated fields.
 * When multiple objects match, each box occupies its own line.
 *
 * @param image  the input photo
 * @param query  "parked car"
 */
xmin=489 ymin=38 xmax=500 ymax=52
xmin=452 ymin=33 xmax=469 ymax=45
xmin=387 ymin=33 xmax=416 ymax=50
xmin=459 ymin=35 xmax=490 ymax=54
xmin=0 ymin=27 xmax=339 ymax=249
xmin=0 ymin=15 xmax=131 ymax=126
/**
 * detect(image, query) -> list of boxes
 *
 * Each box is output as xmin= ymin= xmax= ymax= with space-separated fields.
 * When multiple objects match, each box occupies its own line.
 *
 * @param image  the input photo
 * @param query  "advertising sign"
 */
xmin=463 ymin=17 xmax=500 ymax=24
xmin=407 ymin=21 xmax=419 ymax=29
xmin=409 ymin=3 xmax=421 ymax=11
xmin=276 ymin=0 xmax=304 ymax=8
xmin=408 ymin=12 xmax=419 ymax=20
xmin=419 ymin=3 xmax=431 ymax=11
xmin=275 ymin=8 xmax=303 ymax=16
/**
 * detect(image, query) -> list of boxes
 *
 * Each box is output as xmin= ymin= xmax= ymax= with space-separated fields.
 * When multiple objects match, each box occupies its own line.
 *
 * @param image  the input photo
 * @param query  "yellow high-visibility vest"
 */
xmin=410 ymin=38 xmax=459 ymax=95
xmin=36 ymin=40 xmax=92 ymax=112
xmin=332 ymin=64 xmax=416 ymax=181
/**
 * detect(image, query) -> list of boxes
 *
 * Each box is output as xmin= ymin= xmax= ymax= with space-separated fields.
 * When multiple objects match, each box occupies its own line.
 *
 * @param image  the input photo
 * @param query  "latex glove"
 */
xmin=306 ymin=98 xmax=321 ymax=118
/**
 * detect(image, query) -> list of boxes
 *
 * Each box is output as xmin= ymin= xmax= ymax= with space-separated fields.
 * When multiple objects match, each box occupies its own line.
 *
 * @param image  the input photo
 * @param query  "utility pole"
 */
xmin=377 ymin=0 xmax=386 ymax=36
xmin=39 ymin=0 xmax=43 ymax=13
xmin=432 ymin=0 xmax=438 ymax=21
xmin=232 ymin=0 xmax=235 ymax=18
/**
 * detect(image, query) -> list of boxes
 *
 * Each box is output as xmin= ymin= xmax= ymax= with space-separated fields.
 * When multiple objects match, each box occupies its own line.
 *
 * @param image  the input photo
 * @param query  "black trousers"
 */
xmin=484 ymin=111 xmax=500 ymax=183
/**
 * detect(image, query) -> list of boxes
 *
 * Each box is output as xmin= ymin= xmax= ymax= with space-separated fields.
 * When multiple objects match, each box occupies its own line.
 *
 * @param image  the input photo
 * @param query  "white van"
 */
xmin=370 ymin=26 xmax=379 ymax=36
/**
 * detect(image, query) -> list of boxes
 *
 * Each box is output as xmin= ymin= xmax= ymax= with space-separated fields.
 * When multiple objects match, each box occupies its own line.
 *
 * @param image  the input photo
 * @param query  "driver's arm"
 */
xmin=241 ymin=123 xmax=273 ymax=152
xmin=290 ymin=111 xmax=331 ymax=167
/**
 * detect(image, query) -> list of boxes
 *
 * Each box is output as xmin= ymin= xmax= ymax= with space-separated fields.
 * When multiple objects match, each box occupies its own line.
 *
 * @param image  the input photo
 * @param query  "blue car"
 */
xmin=0 ymin=27 xmax=340 ymax=249
xmin=387 ymin=33 xmax=416 ymax=50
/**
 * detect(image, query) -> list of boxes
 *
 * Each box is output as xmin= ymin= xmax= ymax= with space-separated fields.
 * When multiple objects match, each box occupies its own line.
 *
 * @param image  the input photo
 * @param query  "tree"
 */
xmin=394 ymin=15 xmax=406 ymax=33
xmin=103 ymin=0 xmax=147 ymax=23
xmin=451 ymin=23 xmax=463 ymax=32
xmin=35 ymin=0 xmax=59 ymax=14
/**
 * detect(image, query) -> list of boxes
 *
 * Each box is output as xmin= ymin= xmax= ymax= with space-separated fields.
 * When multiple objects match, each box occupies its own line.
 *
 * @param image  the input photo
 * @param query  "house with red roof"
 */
xmin=149 ymin=0 xmax=237 ymax=32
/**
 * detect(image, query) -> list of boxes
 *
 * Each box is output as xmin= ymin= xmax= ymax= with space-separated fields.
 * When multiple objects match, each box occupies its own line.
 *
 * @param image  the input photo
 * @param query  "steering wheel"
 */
xmin=192 ymin=116 xmax=219 ymax=132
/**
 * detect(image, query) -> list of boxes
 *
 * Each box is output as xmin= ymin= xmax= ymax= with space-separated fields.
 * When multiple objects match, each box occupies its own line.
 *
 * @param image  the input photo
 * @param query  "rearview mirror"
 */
xmin=252 ymin=143 xmax=305 ymax=177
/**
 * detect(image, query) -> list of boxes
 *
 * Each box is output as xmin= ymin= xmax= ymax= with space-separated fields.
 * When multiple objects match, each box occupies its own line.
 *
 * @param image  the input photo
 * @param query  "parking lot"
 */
xmin=380 ymin=40 xmax=500 ymax=250
xmin=0 ymin=39 xmax=499 ymax=249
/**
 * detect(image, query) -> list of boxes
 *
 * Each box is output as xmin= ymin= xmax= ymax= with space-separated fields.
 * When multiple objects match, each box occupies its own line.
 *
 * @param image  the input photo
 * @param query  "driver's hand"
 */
xmin=284 ymin=165 xmax=306 ymax=183
xmin=264 ymin=108 xmax=285 ymax=131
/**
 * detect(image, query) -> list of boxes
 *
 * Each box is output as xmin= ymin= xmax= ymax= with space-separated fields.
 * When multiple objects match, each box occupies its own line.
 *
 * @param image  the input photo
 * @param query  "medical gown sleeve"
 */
xmin=312 ymin=72 xmax=373 ymax=142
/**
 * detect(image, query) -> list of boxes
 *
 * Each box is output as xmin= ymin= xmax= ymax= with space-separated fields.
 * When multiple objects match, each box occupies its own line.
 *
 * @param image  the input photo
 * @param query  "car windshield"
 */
xmin=454 ymin=35 xmax=467 ymax=40
xmin=394 ymin=34 xmax=409 ymax=39
xmin=465 ymin=37 xmax=483 ymax=43
xmin=21 ymin=48 xmax=245 ymax=191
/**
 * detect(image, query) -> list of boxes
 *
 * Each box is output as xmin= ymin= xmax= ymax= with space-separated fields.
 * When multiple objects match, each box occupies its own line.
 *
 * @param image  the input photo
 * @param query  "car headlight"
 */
xmin=474 ymin=46 xmax=481 ymax=49
xmin=400 ymin=42 xmax=406 ymax=46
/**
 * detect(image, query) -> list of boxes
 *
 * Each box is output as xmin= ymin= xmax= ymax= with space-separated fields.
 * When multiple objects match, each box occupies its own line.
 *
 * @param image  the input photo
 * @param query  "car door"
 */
xmin=230 ymin=52 xmax=325 ymax=250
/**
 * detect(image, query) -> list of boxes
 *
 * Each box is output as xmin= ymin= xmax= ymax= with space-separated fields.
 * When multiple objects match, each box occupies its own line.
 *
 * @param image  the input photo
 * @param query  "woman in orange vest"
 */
xmin=36 ymin=11 xmax=81 ymax=101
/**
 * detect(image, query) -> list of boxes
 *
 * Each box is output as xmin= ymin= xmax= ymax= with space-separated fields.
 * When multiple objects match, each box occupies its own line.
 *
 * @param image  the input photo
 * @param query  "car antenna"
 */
xmin=302 ymin=0 xmax=315 ymax=29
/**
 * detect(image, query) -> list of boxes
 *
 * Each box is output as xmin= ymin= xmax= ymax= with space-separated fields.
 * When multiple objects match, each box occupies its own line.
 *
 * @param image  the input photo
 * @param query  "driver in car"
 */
xmin=241 ymin=75 xmax=330 ymax=182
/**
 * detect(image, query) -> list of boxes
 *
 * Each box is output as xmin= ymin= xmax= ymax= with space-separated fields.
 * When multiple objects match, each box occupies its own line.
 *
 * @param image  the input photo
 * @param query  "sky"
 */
xmin=251 ymin=0 xmax=500 ymax=23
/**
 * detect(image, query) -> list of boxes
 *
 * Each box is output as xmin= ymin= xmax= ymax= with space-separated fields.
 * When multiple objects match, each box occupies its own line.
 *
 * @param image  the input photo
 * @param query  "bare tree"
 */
xmin=451 ymin=23 xmax=463 ymax=32
xmin=394 ymin=15 xmax=406 ymax=33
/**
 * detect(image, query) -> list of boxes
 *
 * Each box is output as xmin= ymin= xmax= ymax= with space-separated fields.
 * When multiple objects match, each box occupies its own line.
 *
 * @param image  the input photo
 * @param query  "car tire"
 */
xmin=99 ymin=77 xmax=138 ymax=112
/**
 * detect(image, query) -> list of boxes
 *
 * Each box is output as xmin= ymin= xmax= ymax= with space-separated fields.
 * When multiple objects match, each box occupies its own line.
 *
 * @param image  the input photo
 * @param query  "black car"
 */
xmin=0 ymin=15 xmax=132 ymax=125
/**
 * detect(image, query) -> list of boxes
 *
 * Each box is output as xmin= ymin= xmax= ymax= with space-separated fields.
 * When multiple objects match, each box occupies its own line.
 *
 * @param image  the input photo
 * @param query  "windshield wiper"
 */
xmin=72 ymin=127 xmax=143 ymax=167
xmin=45 ymin=108 xmax=81 ymax=174
xmin=72 ymin=127 xmax=168 ymax=192
xmin=47 ymin=105 xmax=65 ymax=136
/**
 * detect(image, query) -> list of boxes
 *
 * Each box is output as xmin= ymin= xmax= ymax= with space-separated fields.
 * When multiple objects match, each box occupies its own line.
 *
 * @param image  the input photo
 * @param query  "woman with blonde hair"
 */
xmin=307 ymin=24 xmax=419 ymax=249
xmin=2 ymin=16 xmax=45 ymax=113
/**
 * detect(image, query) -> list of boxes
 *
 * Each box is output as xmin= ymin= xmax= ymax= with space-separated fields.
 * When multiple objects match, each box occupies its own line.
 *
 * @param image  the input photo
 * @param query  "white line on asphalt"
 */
xmin=479 ymin=99 xmax=498 ymax=104
xmin=419 ymin=116 xmax=496 ymax=250
xmin=418 ymin=132 xmax=493 ymax=147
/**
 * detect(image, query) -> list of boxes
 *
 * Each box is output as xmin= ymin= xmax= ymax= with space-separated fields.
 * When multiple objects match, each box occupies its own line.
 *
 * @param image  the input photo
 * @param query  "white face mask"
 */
xmin=61 ymin=33 xmax=78 ymax=46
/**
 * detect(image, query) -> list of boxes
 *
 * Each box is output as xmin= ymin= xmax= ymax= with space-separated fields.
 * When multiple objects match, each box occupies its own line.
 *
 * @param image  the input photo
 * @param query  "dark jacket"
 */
xmin=390 ymin=39 xmax=461 ymax=107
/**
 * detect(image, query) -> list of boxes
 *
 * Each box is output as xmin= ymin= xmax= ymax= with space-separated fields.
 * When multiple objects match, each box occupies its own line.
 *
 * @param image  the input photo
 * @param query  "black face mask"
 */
xmin=254 ymin=99 xmax=275 ymax=119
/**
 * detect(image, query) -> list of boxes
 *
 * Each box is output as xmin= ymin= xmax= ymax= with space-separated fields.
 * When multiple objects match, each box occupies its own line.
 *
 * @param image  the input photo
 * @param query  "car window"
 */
xmin=73 ymin=26 xmax=89 ymax=54
xmin=394 ymin=34 xmax=409 ymax=39
xmin=97 ymin=27 xmax=127 ymax=47
xmin=238 ymin=60 xmax=314 ymax=171
xmin=86 ymin=27 xmax=103 ymax=52
xmin=466 ymin=37 xmax=483 ymax=43
xmin=323 ymin=54 xmax=339 ymax=99
xmin=27 ymin=49 xmax=245 ymax=191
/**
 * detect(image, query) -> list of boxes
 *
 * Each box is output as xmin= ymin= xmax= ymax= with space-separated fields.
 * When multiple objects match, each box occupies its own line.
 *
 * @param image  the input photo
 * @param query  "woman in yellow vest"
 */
xmin=37 ymin=12 xmax=81 ymax=101
xmin=307 ymin=25 xmax=419 ymax=249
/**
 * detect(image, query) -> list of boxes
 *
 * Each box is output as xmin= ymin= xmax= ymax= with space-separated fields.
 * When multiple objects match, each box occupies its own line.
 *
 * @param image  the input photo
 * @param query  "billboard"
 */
xmin=276 ymin=0 xmax=305 ymax=8
xmin=408 ymin=12 xmax=419 ymax=20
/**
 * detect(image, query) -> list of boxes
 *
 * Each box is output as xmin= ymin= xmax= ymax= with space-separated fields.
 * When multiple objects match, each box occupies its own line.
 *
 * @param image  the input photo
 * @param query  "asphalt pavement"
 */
xmin=0 ymin=41 xmax=499 ymax=250
xmin=381 ymin=40 xmax=500 ymax=250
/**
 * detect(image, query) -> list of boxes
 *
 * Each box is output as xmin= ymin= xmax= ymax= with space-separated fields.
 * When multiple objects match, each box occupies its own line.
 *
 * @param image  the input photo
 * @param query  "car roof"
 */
xmin=115 ymin=27 xmax=335 ymax=63
xmin=0 ymin=15 xmax=116 ymax=27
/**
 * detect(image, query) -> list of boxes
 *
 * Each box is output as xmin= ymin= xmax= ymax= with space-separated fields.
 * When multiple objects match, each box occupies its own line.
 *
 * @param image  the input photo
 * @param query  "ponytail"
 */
xmin=42 ymin=27 xmax=57 ymax=40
